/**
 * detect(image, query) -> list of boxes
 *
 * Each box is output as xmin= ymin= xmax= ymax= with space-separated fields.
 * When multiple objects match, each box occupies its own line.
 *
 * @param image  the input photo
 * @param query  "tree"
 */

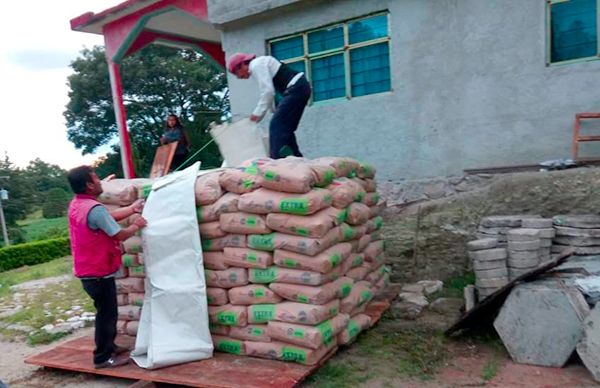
xmin=22 ymin=158 xmax=70 ymax=203
xmin=65 ymin=45 xmax=229 ymax=177
xmin=0 ymin=154 xmax=34 ymax=226
xmin=42 ymin=188 xmax=71 ymax=218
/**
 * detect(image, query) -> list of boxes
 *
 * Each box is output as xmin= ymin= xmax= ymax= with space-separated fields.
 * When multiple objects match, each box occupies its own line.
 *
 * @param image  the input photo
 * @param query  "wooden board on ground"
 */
xmin=25 ymin=289 xmax=399 ymax=388
xmin=445 ymin=249 xmax=573 ymax=336
xmin=150 ymin=142 xmax=178 ymax=178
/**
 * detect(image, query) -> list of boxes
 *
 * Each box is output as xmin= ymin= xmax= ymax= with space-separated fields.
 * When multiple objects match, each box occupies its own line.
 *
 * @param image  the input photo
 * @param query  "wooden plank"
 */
xmin=444 ymin=249 xmax=573 ymax=336
xmin=150 ymin=142 xmax=177 ymax=179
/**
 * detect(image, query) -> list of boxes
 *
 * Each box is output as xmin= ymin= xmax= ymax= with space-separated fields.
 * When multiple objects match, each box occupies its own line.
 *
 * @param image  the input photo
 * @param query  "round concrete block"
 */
xmin=508 ymin=267 xmax=535 ymax=279
xmin=521 ymin=218 xmax=553 ymax=229
xmin=539 ymin=238 xmax=552 ymax=248
xmin=539 ymin=255 xmax=552 ymax=265
xmin=552 ymin=244 xmax=600 ymax=255
xmin=473 ymin=259 xmax=507 ymax=271
xmin=480 ymin=215 xmax=531 ymax=228
xmin=551 ymin=244 xmax=570 ymax=254
xmin=538 ymin=247 xmax=551 ymax=255
xmin=508 ymin=250 xmax=539 ymax=260
xmin=477 ymin=226 xmax=511 ymax=235
xmin=536 ymin=228 xmax=555 ymax=239
xmin=477 ymin=232 xmax=507 ymax=242
xmin=555 ymin=226 xmax=600 ymax=238
xmin=469 ymin=248 xmax=507 ymax=262
xmin=475 ymin=267 xmax=509 ymax=279
xmin=494 ymin=282 xmax=588 ymax=367
xmin=577 ymin=305 xmax=600 ymax=382
xmin=507 ymin=228 xmax=541 ymax=242
xmin=467 ymin=238 xmax=498 ymax=251
xmin=476 ymin=277 xmax=509 ymax=288
xmin=508 ymin=257 xmax=540 ymax=268
xmin=553 ymin=236 xmax=600 ymax=247
xmin=508 ymin=240 xmax=540 ymax=251
xmin=553 ymin=215 xmax=600 ymax=229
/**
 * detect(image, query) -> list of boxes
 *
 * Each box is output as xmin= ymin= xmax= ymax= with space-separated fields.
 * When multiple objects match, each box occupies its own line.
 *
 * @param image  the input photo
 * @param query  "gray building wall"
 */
xmin=208 ymin=0 xmax=600 ymax=180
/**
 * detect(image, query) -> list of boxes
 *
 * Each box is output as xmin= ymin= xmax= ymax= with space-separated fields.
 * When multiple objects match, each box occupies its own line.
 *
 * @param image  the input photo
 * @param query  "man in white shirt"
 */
xmin=227 ymin=53 xmax=311 ymax=159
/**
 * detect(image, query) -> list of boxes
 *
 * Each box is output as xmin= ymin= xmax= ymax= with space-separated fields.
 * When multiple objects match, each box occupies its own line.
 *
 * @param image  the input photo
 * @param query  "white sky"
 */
xmin=0 ymin=1 xmax=122 ymax=170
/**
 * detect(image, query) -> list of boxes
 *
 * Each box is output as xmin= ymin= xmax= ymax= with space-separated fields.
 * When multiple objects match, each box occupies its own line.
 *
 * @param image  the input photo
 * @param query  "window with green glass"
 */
xmin=268 ymin=12 xmax=391 ymax=102
xmin=548 ymin=0 xmax=598 ymax=63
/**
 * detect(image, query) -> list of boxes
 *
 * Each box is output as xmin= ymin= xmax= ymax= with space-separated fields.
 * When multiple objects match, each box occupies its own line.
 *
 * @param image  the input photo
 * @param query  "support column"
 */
xmin=107 ymin=60 xmax=136 ymax=178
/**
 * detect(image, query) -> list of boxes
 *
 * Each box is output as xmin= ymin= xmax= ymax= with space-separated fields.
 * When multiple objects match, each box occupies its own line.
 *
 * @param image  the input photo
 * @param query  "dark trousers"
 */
xmin=81 ymin=277 xmax=118 ymax=364
xmin=171 ymin=152 xmax=189 ymax=171
xmin=270 ymin=76 xmax=311 ymax=159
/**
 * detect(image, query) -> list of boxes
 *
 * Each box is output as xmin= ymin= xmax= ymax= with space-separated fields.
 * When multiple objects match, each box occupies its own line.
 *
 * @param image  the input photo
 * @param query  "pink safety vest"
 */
xmin=68 ymin=194 xmax=122 ymax=277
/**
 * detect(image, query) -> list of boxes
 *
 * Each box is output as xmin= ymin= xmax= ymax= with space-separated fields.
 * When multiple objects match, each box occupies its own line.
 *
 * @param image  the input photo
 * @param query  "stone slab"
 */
xmin=539 ymin=238 xmax=552 ymax=248
xmin=553 ymin=236 xmax=600 ymax=247
xmin=508 ymin=240 xmax=541 ymax=251
xmin=507 ymin=228 xmax=540 ymax=242
xmin=577 ymin=305 xmax=600 ymax=383
xmin=555 ymin=226 xmax=600 ymax=238
xmin=475 ymin=267 xmax=509 ymax=279
xmin=467 ymin=238 xmax=498 ymax=251
xmin=494 ymin=282 xmax=589 ymax=367
xmin=469 ymin=248 xmax=508 ymax=262
xmin=476 ymin=277 xmax=509 ymax=288
xmin=477 ymin=226 xmax=511 ymax=235
xmin=508 ymin=267 xmax=537 ymax=280
xmin=464 ymin=285 xmax=476 ymax=312
xmin=477 ymin=232 xmax=507 ymax=242
xmin=507 ymin=259 xmax=539 ymax=269
xmin=521 ymin=218 xmax=553 ymax=229
xmin=508 ymin=250 xmax=539 ymax=260
xmin=553 ymin=215 xmax=600 ymax=229
xmin=417 ymin=280 xmax=443 ymax=295
xmin=480 ymin=215 xmax=529 ymax=228
xmin=552 ymin=244 xmax=600 ymax=255
xmin=536 ymin=228 xmax=556 ymax=239
xmin=473 ymin=259 xmax=507 ymax=271
xmin=538 ymin=247 xmax=551 ymax=255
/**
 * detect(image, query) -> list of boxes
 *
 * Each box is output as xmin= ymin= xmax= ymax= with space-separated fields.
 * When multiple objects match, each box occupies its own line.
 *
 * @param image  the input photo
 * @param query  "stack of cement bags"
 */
xmin=201 ymin=156 xmax=390 ymax=365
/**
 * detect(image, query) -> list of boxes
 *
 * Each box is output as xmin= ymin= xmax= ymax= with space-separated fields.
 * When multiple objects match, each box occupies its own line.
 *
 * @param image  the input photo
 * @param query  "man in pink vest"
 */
xmin=67 ymin=166 xmax=147 ymax=369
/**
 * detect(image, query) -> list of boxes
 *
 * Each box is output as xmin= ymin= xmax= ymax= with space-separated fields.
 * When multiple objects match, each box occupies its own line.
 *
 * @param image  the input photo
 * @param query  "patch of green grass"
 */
xmin=481 ymin=358 xmax=499 ymax=381
xmin=304 ymin=363 xmax=371 ymax=388
xmin=429 ymin=272 xmax=475 ymax=299
xmin=27 ymin=330 xmax=69 ymax=345
xmin=17 ymin=217 xmax=68 ymax=242
xmin=0 ymin=257 xmax=72 ymax=298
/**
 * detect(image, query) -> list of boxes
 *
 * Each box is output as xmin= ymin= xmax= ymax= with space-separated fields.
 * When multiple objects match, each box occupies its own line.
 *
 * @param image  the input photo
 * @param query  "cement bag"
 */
xmin=366 ymin=216 xmax=383 ymax=234
xmin=203 ymin=251 xmax=229 ymax=270
xmin=269 ymin=282 xmax=337 ymax=305
xmin=340 ymin=223 xmax=368 ymax=242
xmin=249 ymin=227 xmax=341 ymax=256
xmin=210 ymin=118 xmax=268 ymax=167
xmin=306 ymin=162 xmax=336 ymax=188
xmin=244 ymin=340 xmax=336 ymax=366
xmin=312 ymin=157 xmax=359 ymax=178
xmin=194 ymin=172 xmax=222 ymax=206
xmin=273 ymin=242 xmax=352 ymax=273
xmin=362 ymin=192 xmax=381 ymax=207
xmin=223 ymin=247 xmax=273 ymax=269
xmin=122 ymin=253 xmax=141 ymax=267
xmin=197 ymin=193 xmax=240 ymax=223
xmin=345 ymin=266 xmax=370 ymax=281
xmin=332 ymin=277 xmax=354 ymax=299
xmin=202 ymin=234 xmax=246 ymax=251
xmin=205 ymin=268 xmax=248 ymax=288
xmin=117 ymin=294 xmax=128 ymax=306
xmin=117 ymin=320 xmax=127 ymax=334
xmin=208 ymin=304 xmax=248 ymax=327
xmin=119 ymin=305 xmax=142 ymax=321
xmin=116 ymin=277 xmax=145 ymax=293
xmin=219 ymin=167 xmax=260 ymax=194
xmin=338 ymin=314 xmax=372 ymax=345
xmin=199 ymin=221 xmax=226 ymax=239
xmin=126 ymin=320 xmax=139 ymax=336
xmin=369 ymin=199 xmax=387 ymax=218
xmin=266 ymin=207 xmax=347 ymax=238
xmin=356 ymin=235 xmax=371 ymax=253
xmin=340 ymin=281 xmax=373 ymax=314
xmin=211 ymin=335 xmax=246 ymax=355
xmin=267 ymin=314 xmax=348 ymax=350
xmin=343 ymin=254 xmax=364 ymax=274
xmin=129 ymin=292 xmax=145 ymax=307
xmin=248 ymin=266 xmax=337 ymax=286
xmin=364 ymin=240 xmax=385 ymax=262
xmin=351 ymin=177 xmax=376 ymax=193
xmin=357 ymin=161 xmax=376 ymax=179
xmin=207 ymin=287 xmax=229 ymax=306
xmin=98 ymin=179 xmax=138 ymax=206
xmin=366 ymin=265 xmax=390 ymax=285
xmin=257 ymin=158 xmax=316 ymax=193
xmin=346 ymin=203 xmax=371 ymax=226
xmin=123 ymin=236 xmax=143 ymax=254
xmin=229 ymin=324 xmax=271 ymax=342
xmin=327 ymin=178 xmax=366 ymax=209
xmin=276 ymin=300 xmax=340 ymax=325
xmin=374 ymin=272 xmax=391 ymax=292
xmin=228 ymin=284 xmax=283 ymax=305
xmin=129 ymin=265 xmax=145 ymax=278
xmin=116 ymin=266 xmax=128 ymax=279
xmin=220 ymin=213 xmax=271 ymax=234
xmin=209 ymin=323 xmax=230 ymax=336
xmin=238 ymin=188 xmax=332 ymax=216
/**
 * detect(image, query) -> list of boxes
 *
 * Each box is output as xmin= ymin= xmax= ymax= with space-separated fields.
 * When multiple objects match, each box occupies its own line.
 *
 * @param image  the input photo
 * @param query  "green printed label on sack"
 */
xmin=329 ymin=253 xmax=342 ymax=267
xmin=283 ymin=258 xmax=298 ymax=268
xmin=282 ymin=346 xmax=307 ymax=363
xmin=246 ymin=252 xmax=258 ymax=263
xmin=372 ymin=193 xmax=381 ymax=203
xmin=329 ymin=306 xmax=338 ymax=316
xmin=132 ymin=298 xmax=143 ymax=307
xmin=251 ymin=327 xmax=265 ymax=337
xmin=263 ymin=170 xmax=277 ymax=181
xmin=323 ymin=170 xmax=335 ymax=185
xmin=360 ymin=290 xmax=373 ymax=304
xmin=207 ymin=295 xmax=215 ymax=304
xmin=254 ymin=288 xmax=266 ymax=298
xmin=245 ymin=216 xmax=257 ymax=226
xmin=141 ymin=184 xmax=152 ymax=199
xmin=343 ymin=226 xmax=355 ymax=240
xmin=297 ymin=294 xmax=309 ymax=303
xmin=347 ymin=319 xmax=361 ymax=339
xmin=250 ymin=304 xmax=276 ymax=323
xmin=216 ymin=311 xmax=238 ymax=326
xmin=250 ymin=267 xmax=278 ymax=283
xmin=295 ymin=227 xmax=309 ymax=236
xmin=340 ymin=283 xmax=352 ymax=298
xmin=324 ymin=194 xmax=333 ymax=205
xmin=129 ymin=244 xmax=141 ymax=253
xmin=217 ymin=339 xmax=242 ymax=355
xmin=292 ymin=328 xmax=305 ymax=339
xmin=317 ymin=320 xmax=334 ymax=345
xmin=355 ymin=191 xmax=365 ymax=202
xmin=244 ymin=165 xmax=258 ymax=175
xmin=353 ymin=255 xmax=363 ymax=267
xmin=279 ymin=198 xmax=309 ymax=215
xmin=202 ymin=239 xmax=213 ymax=250
xmin=122 ymin=254 xmax=134 ymax=267
xmin=373 ymin=216 xmax=383 ymax=230
xmin=130 ymin=266 xmax=144 ymax=275
xmin=248 ymin=234 xmax=275 ymax=251
xmin=336 ymin=208 xmax=348 ymax=223
xmin=196 ymin=207 xmax=203 ymax=222
xmin=242 ymin=179 xmax=254 ymax=189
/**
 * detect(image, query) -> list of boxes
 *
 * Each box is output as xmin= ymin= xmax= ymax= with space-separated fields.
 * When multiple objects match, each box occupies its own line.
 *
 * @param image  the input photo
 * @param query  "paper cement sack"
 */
xmin=116 ymin=277 xmax=145 ymax=293
xmin=203 ymin=251 xmax=229 ymax=270
xmin=208 ymin=304 xmax=248 ymax=327
xmin=248 ymin=300 xmax=339 ymax=325
xmin=194 ymin=172 xmax=222 ymax=206
xmin=223 ymin=247 xmax=273 ymax=269
xmin=205 ymin=268 xmax=248 ymax=288
xmin=265 ymin=207 xmax=347 ymax=238
xmin=207 ymin=287 xmax=229 ymax=306
xmin=326 ymin=178 xmax=366 ymax=209
xmin=249 ymin=227 xmax=341 ymax=256
xmin=98 ymin=179 xmax=138 ymax=206
xmin=312 ymin=157 xmax=359 ymax=178
xmin=247 ymin=266 xmax=340 ymax=286
xmin=118 ymin=305 xmax=142 ymax=321
xmin=238 ymin=188 xmax=332 ymax=216
xmin=273 ymin=242 xmax=351 ymax=274
xmin=209 ymin=323 xmax=230 ymax=335
xmin=126 ymin=320 xmax=140 ymax=336
xmin=229 ymin=324 xmax=271 ymax=342
xmin=199 ymin=221 xmax=227 ymax=239
xmin=244 ymin=340 xmax=335 ymax=365
xmin=228 ymin=285 xmax=283 ymax=305
xmin=346 ymin=203 xmax=371 ymax=226
xmin=269 ymin=282 xmax=337 ymax=305
xmin=364 ymin=240 xmax=385 ymax=262
xmin=117 ymin=294 xmax=128 ymax=306
xmin=338 ymin=314 xmax=372 ymax=345
xmin=219 ymin=168 xmax=260 ymax=194
xmin=340 ymin=281 xmax=373 ymax=314
xmin=123 ymin=236 xmax=143 ymax=254
xmin=345 ymin=265 xmax=370 ymax=281
xmin=212 ymin=335 xmax=246 ymax=355
xmin=257 ymin=159 xmax=316 ymax=194
xmin=202 ymin=234 xmax=246 ymax=251
xmin=220 ymin=213 xmax=271 ymax=234
xmin=267 ymin=313 xmax=349 ymax=349
xmin=128 ymin=292 xmax=145 ymax=307
xmin=197 ymin=193 xmax=240 ymax=223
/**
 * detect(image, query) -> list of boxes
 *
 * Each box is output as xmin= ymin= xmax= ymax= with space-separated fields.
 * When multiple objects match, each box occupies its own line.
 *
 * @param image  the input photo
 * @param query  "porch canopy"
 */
xmin=71 ymin=0 xmax=225 ymax=178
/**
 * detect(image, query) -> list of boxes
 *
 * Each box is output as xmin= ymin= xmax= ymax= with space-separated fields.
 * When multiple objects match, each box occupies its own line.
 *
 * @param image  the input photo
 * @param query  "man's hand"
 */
xmin=133 ymin=216 xmax=147 ymax=229
xmin=130 ymin=199 xmax=145 ymax=214
xmin=249 ymin=114 xmax=261 ymax=122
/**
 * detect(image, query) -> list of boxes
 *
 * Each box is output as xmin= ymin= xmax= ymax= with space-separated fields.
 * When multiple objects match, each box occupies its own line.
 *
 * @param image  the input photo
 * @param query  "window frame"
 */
xmin=268 ymin=11 xmax=392 ymax=104
xmin=546 ymin=0 xmax=600 ymax=66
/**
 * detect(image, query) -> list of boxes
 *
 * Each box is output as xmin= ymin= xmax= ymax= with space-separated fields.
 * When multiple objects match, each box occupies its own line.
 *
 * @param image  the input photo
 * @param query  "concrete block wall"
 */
xmin=208 ymin=0 xmax=600 ymax=180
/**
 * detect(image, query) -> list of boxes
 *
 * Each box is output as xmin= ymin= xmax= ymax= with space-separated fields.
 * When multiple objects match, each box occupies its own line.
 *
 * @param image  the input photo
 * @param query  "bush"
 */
xmin=42 ymin=188 xmax=70 ymax=218
xmin=0 ymin=237 xmax=71 ymax=272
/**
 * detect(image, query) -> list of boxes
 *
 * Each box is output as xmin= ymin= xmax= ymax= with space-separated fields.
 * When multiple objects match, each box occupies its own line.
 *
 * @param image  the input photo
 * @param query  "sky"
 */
xmin=0 ymin=1 xmax=122 ymax=170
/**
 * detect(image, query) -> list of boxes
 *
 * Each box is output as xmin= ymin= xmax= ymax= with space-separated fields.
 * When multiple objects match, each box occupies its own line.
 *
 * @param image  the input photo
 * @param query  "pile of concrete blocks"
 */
xmin=521 ymin=217 xmax=554 ymax=264
xmin=552 ymin=215 xmax=600 ymax=256
xmin=467 ymin=238 xmax=508 ymax=299
xmin=506 ymin=228 xmax=542 ymax=281
xmin=476 ymin=216 xmax=526 ymax=247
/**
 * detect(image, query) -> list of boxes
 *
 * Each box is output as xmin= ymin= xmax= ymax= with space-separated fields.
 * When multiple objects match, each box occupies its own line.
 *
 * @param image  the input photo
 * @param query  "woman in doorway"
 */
xmin=160 ymin=113 xmax=190 ymax=170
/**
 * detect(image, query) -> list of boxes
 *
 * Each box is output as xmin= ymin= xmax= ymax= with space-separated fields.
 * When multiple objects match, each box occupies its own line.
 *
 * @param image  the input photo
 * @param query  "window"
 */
xmin=269 ymin=13 xmax=391 ymax=102
xmin=548 ymin=0 xmax=598 ymax=64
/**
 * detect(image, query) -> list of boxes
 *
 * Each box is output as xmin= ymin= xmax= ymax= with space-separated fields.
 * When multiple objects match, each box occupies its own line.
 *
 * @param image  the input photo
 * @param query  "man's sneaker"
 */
xmin=94 ymin=356 xmax=130 ymax=369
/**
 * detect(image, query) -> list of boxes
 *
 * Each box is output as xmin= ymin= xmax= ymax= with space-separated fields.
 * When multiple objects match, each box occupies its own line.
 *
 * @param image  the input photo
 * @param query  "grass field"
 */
xmin=17 ymin=216 xmax=68 ymax=242
xmin=0 ymin=256 xmax=72 ymax=298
